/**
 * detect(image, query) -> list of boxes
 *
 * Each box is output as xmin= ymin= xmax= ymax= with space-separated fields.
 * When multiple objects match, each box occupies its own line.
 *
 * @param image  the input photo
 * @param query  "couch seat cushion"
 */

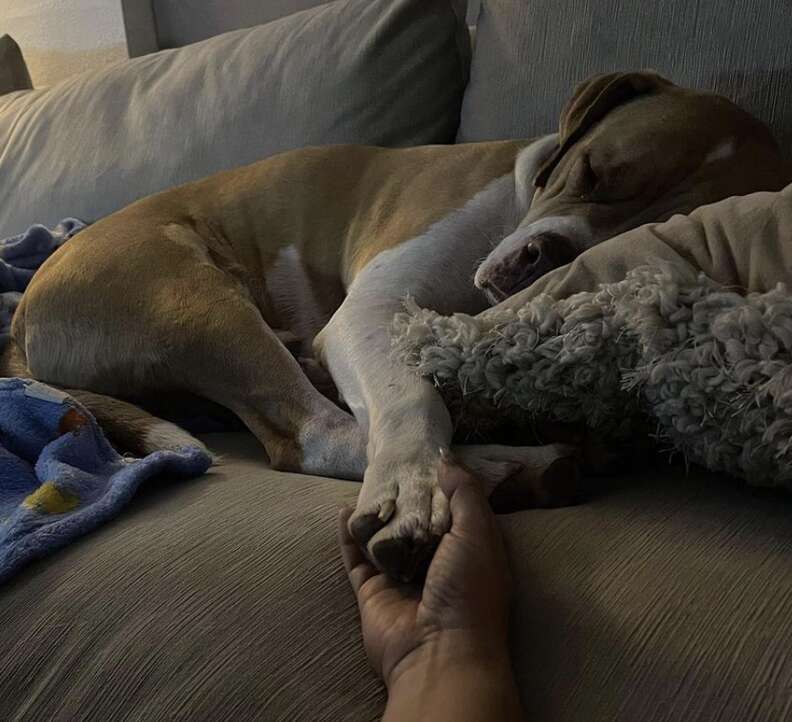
xmin=1 ymin=432 xmax=791 ymax=720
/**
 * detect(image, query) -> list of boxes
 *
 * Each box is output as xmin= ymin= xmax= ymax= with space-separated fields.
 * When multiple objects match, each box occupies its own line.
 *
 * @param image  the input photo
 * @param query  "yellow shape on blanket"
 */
xmin=23 ymin=483 xmax=79 ymax=514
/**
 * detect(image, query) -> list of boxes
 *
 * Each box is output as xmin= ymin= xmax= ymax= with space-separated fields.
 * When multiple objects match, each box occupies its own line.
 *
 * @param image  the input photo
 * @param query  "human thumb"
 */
xmin=438 ymin=449 xmax=497 ymax=538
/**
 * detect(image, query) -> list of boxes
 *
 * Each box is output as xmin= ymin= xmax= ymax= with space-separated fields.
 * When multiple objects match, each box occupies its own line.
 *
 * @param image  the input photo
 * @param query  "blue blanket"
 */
xmin=0 ymin=221 xmax=211 ymax=584
xmin=0 ymin=219 xmax=84 ymax=347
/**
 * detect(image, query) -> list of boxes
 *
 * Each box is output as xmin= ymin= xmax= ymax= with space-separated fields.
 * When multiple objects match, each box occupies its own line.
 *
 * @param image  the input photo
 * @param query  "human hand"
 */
xmin=338 ymin=451 xmax=513 ymax=690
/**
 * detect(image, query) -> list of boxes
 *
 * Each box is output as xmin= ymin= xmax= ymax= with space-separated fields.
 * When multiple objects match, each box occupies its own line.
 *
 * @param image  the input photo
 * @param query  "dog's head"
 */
xmin=475 ymin=71 xmax=789 ymax=302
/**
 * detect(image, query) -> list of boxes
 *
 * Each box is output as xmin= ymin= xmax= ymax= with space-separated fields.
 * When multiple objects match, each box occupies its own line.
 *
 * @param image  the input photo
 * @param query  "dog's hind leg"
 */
xmin=174 ymin=286 xmax=369 ymax=481
xmin=1 ymin=338 xmax=212 ymax=459
xmin=67 ymin=389 xmax=212 ymax=458
xmin=18 ymin=236 xmax=367 ymax=480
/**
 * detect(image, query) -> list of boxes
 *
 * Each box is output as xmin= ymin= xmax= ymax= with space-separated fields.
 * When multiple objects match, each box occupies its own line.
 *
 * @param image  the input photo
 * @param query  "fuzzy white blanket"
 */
xmin=393 ymin=187 xmax=792 ymax=488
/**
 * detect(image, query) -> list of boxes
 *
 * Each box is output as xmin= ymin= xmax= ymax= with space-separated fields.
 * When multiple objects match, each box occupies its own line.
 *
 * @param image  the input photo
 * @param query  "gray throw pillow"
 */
xmin=0 ymin=0 xmax=470 ymax=237
xmin=458 ymin=0 xmax=792 ymax=151
xmin=0 ymin=35 xmax=32 ymax=96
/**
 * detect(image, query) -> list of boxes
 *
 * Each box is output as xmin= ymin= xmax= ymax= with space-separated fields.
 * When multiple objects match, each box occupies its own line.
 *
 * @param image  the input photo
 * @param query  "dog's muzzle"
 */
xmin=475 ymin=232 xmax=579 ymax=302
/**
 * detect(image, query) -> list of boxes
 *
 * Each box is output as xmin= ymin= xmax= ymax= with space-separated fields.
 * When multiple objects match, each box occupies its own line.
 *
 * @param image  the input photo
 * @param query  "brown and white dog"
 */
xmin=5 ymin=72 xmax=788 ymax=580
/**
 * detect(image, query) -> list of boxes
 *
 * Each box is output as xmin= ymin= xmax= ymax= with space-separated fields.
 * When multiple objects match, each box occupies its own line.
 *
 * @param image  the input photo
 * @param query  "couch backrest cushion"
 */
xmin=152 ymin=0 xmax=482 ymax=48
xmin=0 ymin=36 xmax=32 ymax=96
xmin=0 ymin=0 xmax=469 ymax=237
xmin=153 ymin=0 xmax=335 ymax=48
xmin=459 ymin=0 xmax=792 ymax=152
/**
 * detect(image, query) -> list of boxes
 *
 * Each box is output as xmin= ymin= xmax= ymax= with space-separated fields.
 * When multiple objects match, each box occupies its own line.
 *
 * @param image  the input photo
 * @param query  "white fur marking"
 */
xmin=348 ymin=175 xmax=519 ymax=305
xmin=265 ymin=245 xmax=328 ymax=346
xmin=320 ymin=173 xmax=520 ymax=439
xmin=144 ymin=420 xmax=209 ymax=455
xmin=704 ymin=139 xmax=736 ymax=165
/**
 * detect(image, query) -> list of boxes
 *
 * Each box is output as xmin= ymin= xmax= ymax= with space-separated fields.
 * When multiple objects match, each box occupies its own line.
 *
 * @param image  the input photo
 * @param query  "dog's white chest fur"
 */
xmin=265 ymin=245 xmax=334 ymax=350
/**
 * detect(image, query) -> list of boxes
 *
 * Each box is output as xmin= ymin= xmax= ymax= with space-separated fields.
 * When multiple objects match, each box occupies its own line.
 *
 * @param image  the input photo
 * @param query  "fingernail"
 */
xmin=438 ymin=447 xmax=454 ymax=464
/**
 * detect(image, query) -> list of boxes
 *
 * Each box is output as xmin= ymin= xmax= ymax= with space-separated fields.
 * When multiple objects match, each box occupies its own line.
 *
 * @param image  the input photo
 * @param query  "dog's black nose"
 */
xmin=521 ymin=232 xmax=577 ymax=273
xmin=480 ymin=232 xmax=579 ymax=302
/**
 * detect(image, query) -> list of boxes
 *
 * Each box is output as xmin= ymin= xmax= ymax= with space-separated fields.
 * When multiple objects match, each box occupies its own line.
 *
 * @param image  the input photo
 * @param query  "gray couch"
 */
xmin=2 ymin=1 xmax=792 ymax=720
xmin=4 ymin=434 xmax=792 ymax=721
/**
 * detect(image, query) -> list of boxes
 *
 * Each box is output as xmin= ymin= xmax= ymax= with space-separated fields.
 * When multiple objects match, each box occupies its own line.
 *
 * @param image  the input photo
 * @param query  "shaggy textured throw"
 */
xmin=394 ymin=194 xmax=792 ymax=487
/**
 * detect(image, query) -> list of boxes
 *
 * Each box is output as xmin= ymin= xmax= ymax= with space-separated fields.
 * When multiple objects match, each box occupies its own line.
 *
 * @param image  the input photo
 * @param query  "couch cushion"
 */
xmin=0 ymin=36 xmax=32 ymax=96
xmin=153 ymin=0 xmax=336 ymax=48
xmin=153 ymin=0 xmax=483 ymax=48
xmin=1 ymin=432 xmax=791 ymax=720
xmin=459 ymin=0 xmax=792 ymax=151
xmin=0 ymin=433 xmax=384 ymax=722
xmin=506 ymin=466 xmax=792 ymax=721
xmin=0 ymin=0 xmax=470 ymax=238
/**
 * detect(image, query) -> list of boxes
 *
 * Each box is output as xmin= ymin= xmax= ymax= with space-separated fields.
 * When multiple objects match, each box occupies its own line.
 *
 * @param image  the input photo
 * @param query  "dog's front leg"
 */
xmin=314 ymin=176 xmax=522 ymax=580
xmin=316 ymin=292 xmax=585 ymax=578
xmin=316 ymin=290 xmax=456 ymax=580
xmin=315 ymin=178 xmax=525 ymax=580
xmin=315 ymin=168 xmax=579 ymax=580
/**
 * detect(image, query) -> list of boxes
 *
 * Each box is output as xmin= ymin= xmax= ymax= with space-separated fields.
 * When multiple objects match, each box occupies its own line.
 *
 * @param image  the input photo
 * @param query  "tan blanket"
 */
xmin=494 ymin=185 xmax=792 ymax=308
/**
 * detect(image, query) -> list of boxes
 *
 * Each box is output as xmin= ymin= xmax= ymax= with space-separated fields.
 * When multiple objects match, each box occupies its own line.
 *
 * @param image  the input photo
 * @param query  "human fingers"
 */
xmin=438 ymin=451 xmax=498 ymax=540
xmin=338 ymin=506 xmax=378 ymax=596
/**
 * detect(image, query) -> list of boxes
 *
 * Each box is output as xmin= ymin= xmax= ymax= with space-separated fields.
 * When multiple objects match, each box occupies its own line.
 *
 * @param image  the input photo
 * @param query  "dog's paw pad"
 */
xmin=371 ymin=533 xmax=440 ymax=583
xmin=351 ymin=456 xmax=450 ymax=580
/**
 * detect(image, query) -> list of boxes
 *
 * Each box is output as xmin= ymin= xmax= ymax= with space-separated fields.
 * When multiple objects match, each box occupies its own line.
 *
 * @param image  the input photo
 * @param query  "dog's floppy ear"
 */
xmin=533 ymin=71 xmax=675 ymax=188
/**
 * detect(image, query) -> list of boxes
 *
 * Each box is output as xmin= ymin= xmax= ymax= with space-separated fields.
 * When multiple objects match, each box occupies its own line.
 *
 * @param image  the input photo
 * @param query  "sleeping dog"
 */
xmin=6 ymin=72 xmax=788 ymax=580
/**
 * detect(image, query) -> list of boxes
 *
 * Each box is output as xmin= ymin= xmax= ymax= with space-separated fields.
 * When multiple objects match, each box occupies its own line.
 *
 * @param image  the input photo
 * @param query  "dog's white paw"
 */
xmin=349 ymin=443 xmax=581 ymax=580
xmin=349 ymin=453 xmax=449 ymax=582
